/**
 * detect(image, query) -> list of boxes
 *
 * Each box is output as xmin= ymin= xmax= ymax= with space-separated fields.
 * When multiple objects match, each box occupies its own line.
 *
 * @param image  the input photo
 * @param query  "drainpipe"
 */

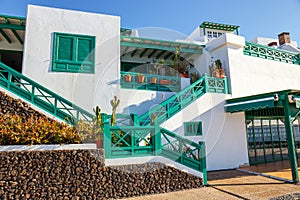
xmin=283 ymin=94 xmax=299 ymax=183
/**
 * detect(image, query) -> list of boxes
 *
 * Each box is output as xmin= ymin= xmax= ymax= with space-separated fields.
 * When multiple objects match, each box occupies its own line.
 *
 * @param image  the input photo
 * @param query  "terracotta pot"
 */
xmin=150 ymin=77 xmax=157 ymax=84
xmin=95 ymin=139 xmax=102 ymax=149
xmin=137 ymin=75 xmax=145 ymax=83
xmin=219 ymin=68 xmax=226 ymax=78
xmin=124 ymin=75 xmax=132 ymax=82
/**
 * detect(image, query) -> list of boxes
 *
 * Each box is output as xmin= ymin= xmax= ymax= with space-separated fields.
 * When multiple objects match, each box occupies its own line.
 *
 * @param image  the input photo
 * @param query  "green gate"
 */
xmin=246 ymin=108 xmax=300 ymax=165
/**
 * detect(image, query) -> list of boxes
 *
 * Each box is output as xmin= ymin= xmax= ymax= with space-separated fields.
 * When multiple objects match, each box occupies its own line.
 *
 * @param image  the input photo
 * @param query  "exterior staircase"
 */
xmin=0 ymin=62 xmax=227 ymax=185
xmin=138 ymin=74 xmax=228 ymax=126
xmin=0 ymin=61 xmax=94 ymax=124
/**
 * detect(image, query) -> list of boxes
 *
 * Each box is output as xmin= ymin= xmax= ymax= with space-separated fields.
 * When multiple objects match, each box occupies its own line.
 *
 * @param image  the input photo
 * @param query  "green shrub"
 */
xmin=0 ymin=114 xmax=82 ymax=145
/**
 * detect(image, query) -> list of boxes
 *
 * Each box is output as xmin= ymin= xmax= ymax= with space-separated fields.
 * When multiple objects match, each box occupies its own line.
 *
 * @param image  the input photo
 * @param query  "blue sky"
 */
xmin=1 ymin=0 xmax=300 ymax=44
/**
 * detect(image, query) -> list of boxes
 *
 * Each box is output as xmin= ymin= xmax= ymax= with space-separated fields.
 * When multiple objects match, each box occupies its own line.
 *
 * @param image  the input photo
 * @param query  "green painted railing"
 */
xmin=103 ymin=122 xmax=156 ymax=158
xmin=160 ymin=128 xmax=207 ymax=185
xmin=120 ymin=71 xmax=181 ymax=92
xmin=103 ymin=120 xmax=207 ymax=185
xmin=0 ymin=61 xmax=94 ymax=123
xmin=138 ymin=74 xmax=228 ymax=126
xmin=243 ymin=41 xmax=300 ymax=65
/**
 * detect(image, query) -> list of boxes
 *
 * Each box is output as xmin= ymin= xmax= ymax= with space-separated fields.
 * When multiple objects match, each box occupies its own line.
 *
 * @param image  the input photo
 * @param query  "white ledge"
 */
xmin=0 ymin=144 xmax=97 ymax=151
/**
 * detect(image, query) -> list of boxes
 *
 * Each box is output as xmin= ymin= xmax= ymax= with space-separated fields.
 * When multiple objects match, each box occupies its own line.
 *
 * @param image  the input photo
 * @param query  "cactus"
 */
xmin=93 ymin=106 xmax=102 ymax=126
xmin=110 ymin=96 xmax=120 ymax=126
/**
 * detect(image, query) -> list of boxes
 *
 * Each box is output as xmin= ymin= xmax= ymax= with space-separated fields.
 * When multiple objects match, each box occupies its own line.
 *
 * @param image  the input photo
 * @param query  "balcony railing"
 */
xmin=121 ymin=71 xmax=181 ymax=92
xmin=243 ymin=41 xmax=300 ymax=65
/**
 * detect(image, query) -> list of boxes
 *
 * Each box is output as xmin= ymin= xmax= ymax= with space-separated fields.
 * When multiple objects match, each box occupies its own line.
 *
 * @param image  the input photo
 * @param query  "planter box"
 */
xmin=159 ymin=79 xmax=172 ymax=85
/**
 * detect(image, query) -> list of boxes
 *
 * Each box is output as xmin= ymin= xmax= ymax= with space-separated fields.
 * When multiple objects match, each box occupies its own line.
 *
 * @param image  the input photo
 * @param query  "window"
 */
xmin=207 ymin=31 xmax=212 ymax=38
xmin=213 ymin=32 xmax=218 ymax=38
xmin=184 ymin=121 xmax=202 ymax=136
xmin=52 ymin=32 xmax=95 ymax=73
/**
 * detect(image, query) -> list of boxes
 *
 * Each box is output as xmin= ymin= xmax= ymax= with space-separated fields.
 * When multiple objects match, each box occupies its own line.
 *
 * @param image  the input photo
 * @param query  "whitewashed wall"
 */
xmin=161 ymin=93 xmax=249 ymax=171
xmin=206 ymin=33 xmax=300 ymax=98
xmin=22 ymin=5 xmax=120 ymax=113
xmin=21 ymin=5 xmax=188 ymax=115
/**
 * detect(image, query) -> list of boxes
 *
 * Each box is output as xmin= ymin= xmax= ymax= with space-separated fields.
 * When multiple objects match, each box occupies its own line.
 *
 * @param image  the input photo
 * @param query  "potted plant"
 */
xmin=148 ymin=70 xmax=157 ymax=84
xmin=215 ymin=59 xmax=225 ymax=78
xmin=150 ymin=77 xmax=157 ymax=84
xmin=124 ymin=74 xmax=132 ymax=82
xmin=137 ymin=74 xmax=145 ymax=83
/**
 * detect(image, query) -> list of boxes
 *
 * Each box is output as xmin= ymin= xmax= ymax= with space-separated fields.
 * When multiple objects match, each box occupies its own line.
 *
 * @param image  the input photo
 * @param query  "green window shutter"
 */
xmin=57 ymin=36 xmax=73 ymax=61
xmin=77 ymin=38 xmax=92 ymax=62
xmin=184 ymin=122 xmax=202 ymax=136
xmin=52 ymin=32 xmax=95 ymax=74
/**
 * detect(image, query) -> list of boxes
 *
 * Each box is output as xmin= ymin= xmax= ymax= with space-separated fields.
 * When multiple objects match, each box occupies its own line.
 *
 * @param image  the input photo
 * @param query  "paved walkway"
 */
xmin=240 ymin=159 xmax=300 ymax=182
xmin=122 ymin=170 xmax=300 ymax=200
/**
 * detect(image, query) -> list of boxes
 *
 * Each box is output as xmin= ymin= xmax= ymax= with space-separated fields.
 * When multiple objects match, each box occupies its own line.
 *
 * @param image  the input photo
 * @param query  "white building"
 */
xmin=1 ymin=5 xmax=300 ymax=184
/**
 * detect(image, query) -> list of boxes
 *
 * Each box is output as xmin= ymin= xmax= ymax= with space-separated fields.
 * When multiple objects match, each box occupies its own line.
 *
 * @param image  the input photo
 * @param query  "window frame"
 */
xmin=52 ymin=32 xmax=96 ymax=74
xmin=184 ymin=121 xmax=203 ymax=136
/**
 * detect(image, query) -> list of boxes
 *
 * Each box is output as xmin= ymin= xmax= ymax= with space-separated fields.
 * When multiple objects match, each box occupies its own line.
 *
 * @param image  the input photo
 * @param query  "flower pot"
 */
xmin=219 ymin=68 xmax=226 ymax=78
xmin=95 ymin=139 xmax=102 ymax=149
xmin=150 ymin=77 xmax=157 ymax=84
xmin=159 ymin=79 xmax=172 ymax=85
xmin=124 ymin=75 xmax=132 ymax=82
xmin=137 ymin=75 xmax=145 ymax=83
xmin=212 ymin=69 xmax=220 ymax=78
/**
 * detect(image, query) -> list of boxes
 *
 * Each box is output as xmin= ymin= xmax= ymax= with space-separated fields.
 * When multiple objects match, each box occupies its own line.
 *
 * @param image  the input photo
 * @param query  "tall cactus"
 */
xmin=110 ymin=96 xmax=120 ymax=126
xmin=93 ymin=106 xmax=102 ymax=126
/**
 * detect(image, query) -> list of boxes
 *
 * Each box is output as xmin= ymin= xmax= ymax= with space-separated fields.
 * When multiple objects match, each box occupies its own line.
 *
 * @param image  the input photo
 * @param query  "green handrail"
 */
xmin=0 ymin=61 xmax=94 ymax=123
xmin=103 ymin=122 xmax=155 ymax=158
xmin=138 ymin=76 xmax=206 ymax=126
xmin=102 ymin=120 xmax=207 ymax=185
xmin=160 ymin=128 xmax=207 ymax=185
xmin=244 ymin=41 xmax=300 ymax=65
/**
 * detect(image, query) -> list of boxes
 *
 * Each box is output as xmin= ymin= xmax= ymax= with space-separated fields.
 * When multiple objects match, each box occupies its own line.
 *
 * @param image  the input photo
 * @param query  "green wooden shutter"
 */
xmin=52 ymin=32 xmax=95 ymax=73
xmin=57 ymin=36 xmax=73 ymax=61
xmin=77 ymin=38 xmax=92 ymax=62
xmin=184 ymin=122 xmax=202 ymax=136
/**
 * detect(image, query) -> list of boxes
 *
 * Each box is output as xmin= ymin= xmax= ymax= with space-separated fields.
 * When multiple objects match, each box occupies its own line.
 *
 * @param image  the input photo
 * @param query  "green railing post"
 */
xmin=130 ymin=113 xmax=138 ymax=126
xmin=203 ymin=73 xmax=209 ymax=93
xmin=200 ymin=142 xmax=207 ymax=185
xmin=283 ymin=95 xmax=299 ymax=183
xmin=223 ymin=77 xmax=228 ymax=94
xmin=154 ymin=121 xmax=162 ymax=155
xmin=179 ymin=139 xmax=183 ymax=163
xmin=103 ymin=120 xmax=111 ymax=159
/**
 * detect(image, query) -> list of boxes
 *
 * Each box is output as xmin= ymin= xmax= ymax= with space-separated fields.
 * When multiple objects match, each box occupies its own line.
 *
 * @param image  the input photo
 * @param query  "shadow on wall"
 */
xmin=107 ymin=78 xmax=176 ymax=116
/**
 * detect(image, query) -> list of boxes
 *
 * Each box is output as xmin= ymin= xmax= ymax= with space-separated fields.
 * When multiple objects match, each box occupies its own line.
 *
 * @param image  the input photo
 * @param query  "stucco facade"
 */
xmin=1 ymin=4 xmax=300 ymax=175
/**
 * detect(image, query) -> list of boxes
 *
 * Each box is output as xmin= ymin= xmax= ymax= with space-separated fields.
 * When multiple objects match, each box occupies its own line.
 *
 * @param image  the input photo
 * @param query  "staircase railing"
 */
xmin=103 ymin=120 xmax=207 ymax=185
xmin=138 ymin=74 xmax=228 ymax=126
xmin=0 ymin=62 xmax=94 ymax=123
xmin=138 ymin=76 xmax=205 ymax=126
xmin=160 ymin=128 xmax=207 ymax=185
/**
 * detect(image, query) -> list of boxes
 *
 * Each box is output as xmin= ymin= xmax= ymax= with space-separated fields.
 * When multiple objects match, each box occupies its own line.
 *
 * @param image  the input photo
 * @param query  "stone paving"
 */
xmin=122 ymin=170 xmax=300 ymax=200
